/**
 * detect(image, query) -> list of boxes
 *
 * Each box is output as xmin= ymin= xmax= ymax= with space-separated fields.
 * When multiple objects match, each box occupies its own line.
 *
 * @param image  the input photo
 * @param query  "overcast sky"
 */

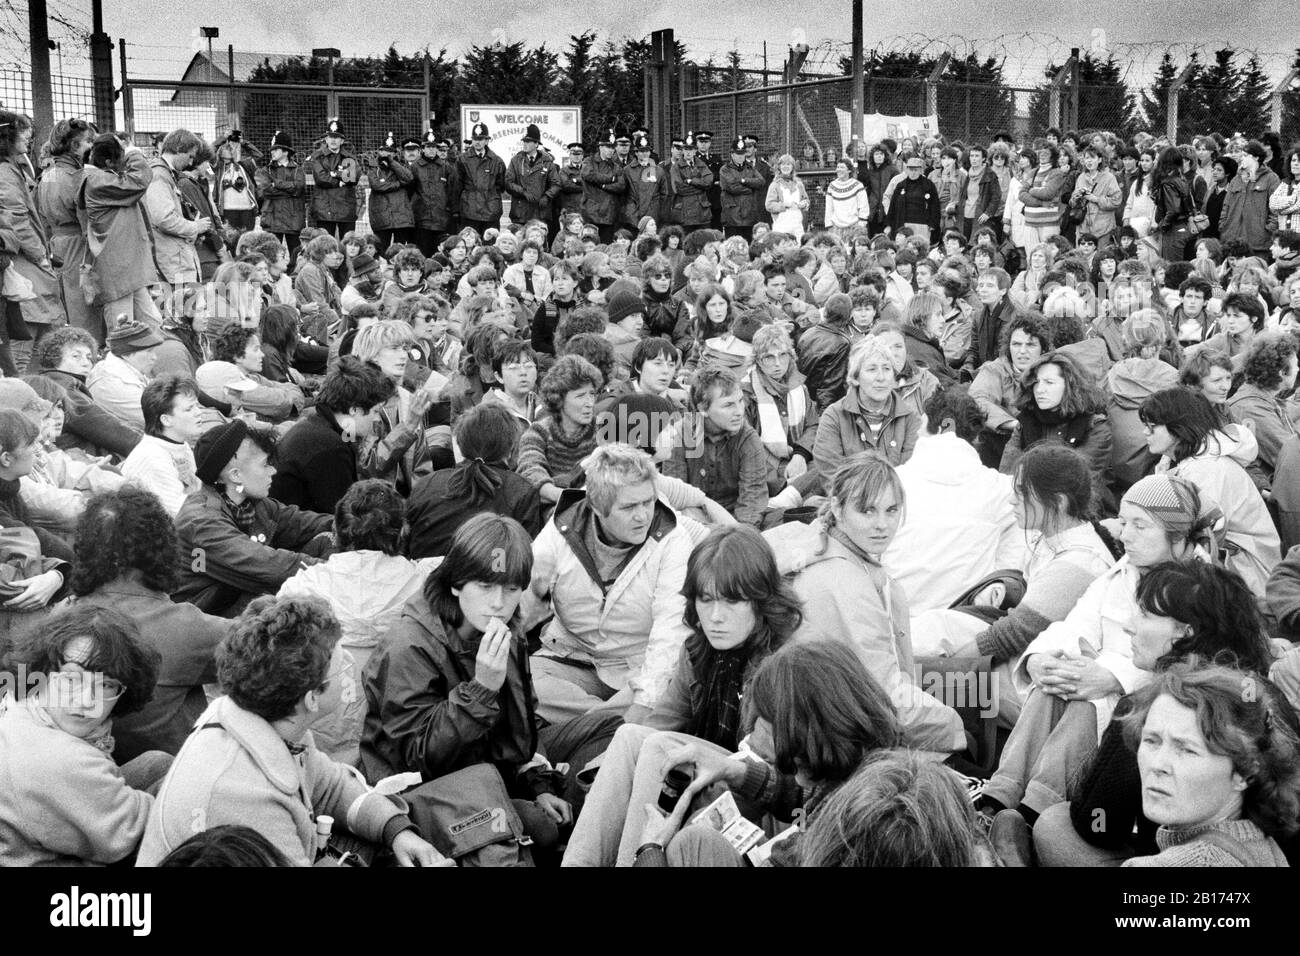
xmin=106 ymin=0 xmax=1295 ymax=86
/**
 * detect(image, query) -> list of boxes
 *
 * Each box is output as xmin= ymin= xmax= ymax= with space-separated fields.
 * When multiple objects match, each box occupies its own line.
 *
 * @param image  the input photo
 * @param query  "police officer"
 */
xmin=694 ymin=130 xmax=723 ymax=230
xmin=254 ymin=129 xmax=306 ymax=266
xmin=614 ymin=128 xmax=632 ymax=168
xmin=506 ymin=122 xmax=561 ymax=226
xmin=411 ymin=130 xmax=460 ymax=255
xmin=666 ymin=131 xmax=713 ymax=231
xmin=581 ymin=128 xmax=627 ymax=243
xmin=623 ymin=132 xmax=664 ymax=230
xmin=308 ymin=117 xmax=360 ymax=239
xmin=457 ymin=120 xmax=507 ymax=236
xmin=720 ymin=136 xmax=766 ymax=242
xmin=365 ymin=130 xmax=416 ymax=252
xmin=745 ymin=133 xmax=774 ymax=225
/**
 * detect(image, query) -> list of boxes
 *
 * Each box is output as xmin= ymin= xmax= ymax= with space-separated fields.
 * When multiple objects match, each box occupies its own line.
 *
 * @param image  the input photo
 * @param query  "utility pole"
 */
xmin=90 ymin=0 xmax=114 ymax=130
xmin=28 ymin=0 xmax=54 ymax=149
xmin=851 ymin=0 xmax=864 ymax=153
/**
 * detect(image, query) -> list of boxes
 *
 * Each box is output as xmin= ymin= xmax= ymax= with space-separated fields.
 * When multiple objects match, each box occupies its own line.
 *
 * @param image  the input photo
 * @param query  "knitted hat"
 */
xmin=0 ymin=379 xmax=52 ymax=425
xmin=350 ymin=253 xmax=380 ymax=277
xmin=606 ymin=287 xmax=644 ymax=325
xmin=731 ymin=307 xmax=766 ymax=344
xmin=194 ymin=419 xmax=250 ymax=485
xmin=107 ymin=317 xmax=164 ymax=357
xmin=1121 ymin=474 xmax=1210 ymax=536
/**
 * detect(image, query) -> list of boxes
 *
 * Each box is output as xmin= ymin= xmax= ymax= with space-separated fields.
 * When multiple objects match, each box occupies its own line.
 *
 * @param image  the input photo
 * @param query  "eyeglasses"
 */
xmin=502 ymin=361 xmax=537 ymax=372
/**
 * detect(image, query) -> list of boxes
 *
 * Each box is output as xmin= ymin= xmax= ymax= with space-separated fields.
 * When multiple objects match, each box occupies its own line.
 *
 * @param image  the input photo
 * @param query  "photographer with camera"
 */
xmin=364 ymin=132 xmax=416 ymax=254
xmin=215 ymin=130 xmax=259 ymax=238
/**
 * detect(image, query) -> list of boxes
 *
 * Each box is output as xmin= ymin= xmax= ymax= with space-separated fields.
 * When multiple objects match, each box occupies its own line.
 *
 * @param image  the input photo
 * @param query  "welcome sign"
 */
xmin=460 ymin=104 xmax=583 ymax=161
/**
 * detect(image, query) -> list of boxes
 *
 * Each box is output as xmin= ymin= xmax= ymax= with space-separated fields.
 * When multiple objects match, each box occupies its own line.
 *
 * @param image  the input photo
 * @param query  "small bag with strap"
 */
xmin=401 ymin=763 xmax=535 ymax=867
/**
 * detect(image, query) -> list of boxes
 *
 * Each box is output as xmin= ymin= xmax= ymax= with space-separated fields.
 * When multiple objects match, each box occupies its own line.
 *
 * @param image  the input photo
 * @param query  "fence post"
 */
xmin=27 ymin=0 xmax=53 ymax=150
xmin=1069 ymin=48 xmax=1080 ymax=130
xmin=1168 ymin=62 xmax=1195 ymax=144
xmin=850 ymin=0 xmax=863 ymax=146
xmin=422 ymin=55 xmax=432 ymax=130
xmin=1271 ymin=69 xmax=1298 ymax=135
xmin=925 ymin=53 xmax=949 ymax=119
xmin=226 ymin=44 xmax=238 ymax=136
xmin=90 ymin=0 xmax=115 ymax=131
xmin=119 ymin=38 xmax=134 ymax=139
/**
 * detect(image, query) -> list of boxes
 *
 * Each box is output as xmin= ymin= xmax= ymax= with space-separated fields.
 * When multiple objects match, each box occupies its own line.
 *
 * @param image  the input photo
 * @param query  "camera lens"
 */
xmin=658 ymin=767 xmax=693 ymax=815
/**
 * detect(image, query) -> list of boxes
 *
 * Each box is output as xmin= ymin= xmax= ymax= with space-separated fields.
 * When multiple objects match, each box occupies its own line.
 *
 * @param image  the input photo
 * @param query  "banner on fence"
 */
xmin=459 ymin=104 xmax=582 ymax=159
xmin=835 ymin=108 xmax=941 ymax=150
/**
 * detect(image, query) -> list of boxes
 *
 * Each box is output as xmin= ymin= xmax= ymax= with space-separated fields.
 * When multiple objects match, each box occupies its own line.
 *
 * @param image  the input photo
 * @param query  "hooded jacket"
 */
xmin=1162 ymin=426 xmax=1281 ymax=598
xmin=883 ymin=432 xmax=1025 ymax=613
xmin=519 ymin=489 xmax=708 ymax=709
xmin=763 ymin=519 xmax=965 ymax=752
xmin=359 ymin=590 xmax=560 ymax=796
xmin=1227 ymin=383 xmax=1300 ymax=478
xmin=77 ymin=152 xmax=163 ymax=309
xmin=1106 ymin=357 xmax=1181 ymax=494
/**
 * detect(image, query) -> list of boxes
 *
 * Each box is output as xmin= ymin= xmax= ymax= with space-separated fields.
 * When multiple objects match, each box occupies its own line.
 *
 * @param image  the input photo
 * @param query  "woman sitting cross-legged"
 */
xmin=977 ymin=473 xmax=1223 ymax=834
xmin=630 ymin=640 xmax=903 ymax=867
xmin=1029 ymin=560 xmax=1292 ymax=867
xmin=137 ymin=596 xmax=446 ymax=867
xmin=0 ymin=605 xmax=167 ymax=866
xmin=562 ymin=525 xmax=802 ymax=866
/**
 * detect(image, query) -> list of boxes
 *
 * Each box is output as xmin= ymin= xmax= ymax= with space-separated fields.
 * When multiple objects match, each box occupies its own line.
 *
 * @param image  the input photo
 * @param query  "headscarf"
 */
xmin=1122 ymin=473 xmax=1224 ymax=556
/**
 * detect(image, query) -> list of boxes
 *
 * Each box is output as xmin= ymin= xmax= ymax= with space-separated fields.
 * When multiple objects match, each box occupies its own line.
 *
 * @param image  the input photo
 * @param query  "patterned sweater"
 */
xmin=516 ymin=416 xmax=599 ymax=489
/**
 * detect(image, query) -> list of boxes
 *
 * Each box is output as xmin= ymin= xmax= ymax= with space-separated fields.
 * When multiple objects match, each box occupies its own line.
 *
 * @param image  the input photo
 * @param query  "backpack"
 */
xmin=402 ymin=763 xmax=535 ymax=867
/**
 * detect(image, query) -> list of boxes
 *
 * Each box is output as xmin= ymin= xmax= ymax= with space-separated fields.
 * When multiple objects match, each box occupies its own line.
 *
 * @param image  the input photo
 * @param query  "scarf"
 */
xmin=222 ymin=492 xmax=259 ymax=536
xmin=22 ymin=693 xmax=115 ymax=755
xmin=1018 ymin=405 xmax=1093 ymax=452
xmin=749 ymin=366 xmax=807 ymax=451
xmin=683 ymin=634 xmax=751 ymax=749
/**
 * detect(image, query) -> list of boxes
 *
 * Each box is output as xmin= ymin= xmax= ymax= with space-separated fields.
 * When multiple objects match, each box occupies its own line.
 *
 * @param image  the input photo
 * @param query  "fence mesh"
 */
xmin=0 ymin=70 xmax=96 ymax=121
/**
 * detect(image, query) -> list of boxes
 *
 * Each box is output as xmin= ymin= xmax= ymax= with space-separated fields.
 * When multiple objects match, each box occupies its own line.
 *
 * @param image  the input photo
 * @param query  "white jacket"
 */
xmin=884 ymin=432 xmax=1026 ymax=613
xmin=520 ymin=492 xmax=708 ymax=709
xmin=502 ymin=262 xmax=552 ymax=302
xmin=86 ymin=352 xmax=149 ymax=432
xmin=122 ymin=434 xmax=200 ymax=517
xmin=1016 ymin=556 xmax=1151 ymax=738
xmin=1162 ymin=426 xmax=1280 ymax=598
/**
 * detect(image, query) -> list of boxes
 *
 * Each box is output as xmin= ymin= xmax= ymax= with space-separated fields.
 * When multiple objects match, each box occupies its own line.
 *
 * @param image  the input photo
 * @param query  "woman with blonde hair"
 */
xmin=1010 ymin=241 xmax=1056 ymax=311
xmin=812 ymin=336 xmax=922 ymax=485
xmin=353 ymin=318 xmax=434 ymax=496
xmin=765 ymin=154 xmax=810 ymax=240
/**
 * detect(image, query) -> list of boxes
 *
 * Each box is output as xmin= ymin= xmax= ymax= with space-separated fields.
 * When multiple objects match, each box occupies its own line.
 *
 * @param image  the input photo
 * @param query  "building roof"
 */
xmin=179 ymin=51 xmax=297 ymax=84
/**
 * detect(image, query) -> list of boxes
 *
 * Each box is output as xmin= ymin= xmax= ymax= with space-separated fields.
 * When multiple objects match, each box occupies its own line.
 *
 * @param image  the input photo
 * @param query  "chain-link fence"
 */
xmin=0 ymin=70 xmax=97 ymax=121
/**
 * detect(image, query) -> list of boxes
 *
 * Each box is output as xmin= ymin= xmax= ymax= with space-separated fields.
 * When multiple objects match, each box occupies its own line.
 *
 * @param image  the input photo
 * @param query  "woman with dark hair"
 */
xmin=859 ymin=143 xmax=899 ymax=237
xmin=406 ymin=402 xmax=544 ymax=558
xmin=640 ymin=253 xmax=691 ymax=352
xmin=212 ymin=326 xmax=304 ymax=423
xmin=969 ymin=312 xmax=1052 ymax=466
xmin=292 ymin=234 xmax=343 ymax=374
xmin=978 ymin=474 xmax=1224 ymax=847
xmin=1000 ymin=351 xmax=1113 ymax=508
xmin=0 ymin=604 xmax=164 ymax=865
xmin=35 ymin=118 xmax=97 ymax=341
xmin=1268 ymin=148 xmax=1300 ymax=236
xmin=277 ymin=479 xmax=440 ymax=763
xmin=929 ymin=445 xmax=1119 ymax=724
xmin=158 ymin=824 xmax=292 ymax=867
xmin=1151 ymin=146 xmax=1193 ymax=262
xmin=257 ymin=303 xmax=301 ymax=385
xmin=447 ymin=321 xmax=511 ymax=421
xmin=153 ymin=283 xmax=213 ymax=382
xmin=1226 ymin=331 xmax=1300 ymax=479
xmin=799 ymin=749 xmax=995 ymax=866
xmin=0 ymin=110 xmax=62 ymax=368
xmin=632 ymin=639 xmax=904 ymax=867
xmin=517 ymin=353 xmax=604 ymax=504
xmin=138 ymin=595 xmax=444 ymax=867
xmin=362 ymin=513 xmax=620 ymax=856
xmin=1139 ymin=387 xmax=1280 ymax=597
xmin=69 ymin=486 xmax=227 ymax=761
xmin=563 ymin=525 xmax=803 ymax=866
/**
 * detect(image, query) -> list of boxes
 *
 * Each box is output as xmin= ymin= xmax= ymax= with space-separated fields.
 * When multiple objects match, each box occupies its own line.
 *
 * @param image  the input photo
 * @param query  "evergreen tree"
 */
xmin=1237 ymin=55 xmax=1274 ymax=140
xmin=1141 ymin=52 xmax=1179 ymax=135
xmin=1282 ymin=49 xmax=1300 ymax=146
xmin=1193 ymin=49 xmax=1241 ymax=140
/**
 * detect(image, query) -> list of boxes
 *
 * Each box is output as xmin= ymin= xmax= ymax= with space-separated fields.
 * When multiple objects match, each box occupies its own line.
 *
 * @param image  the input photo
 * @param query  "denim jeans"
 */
xmin=982 ymin=689 xmax=1097 ymax=814
xmin=561 ymin=724 xmax=730 ymax=867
